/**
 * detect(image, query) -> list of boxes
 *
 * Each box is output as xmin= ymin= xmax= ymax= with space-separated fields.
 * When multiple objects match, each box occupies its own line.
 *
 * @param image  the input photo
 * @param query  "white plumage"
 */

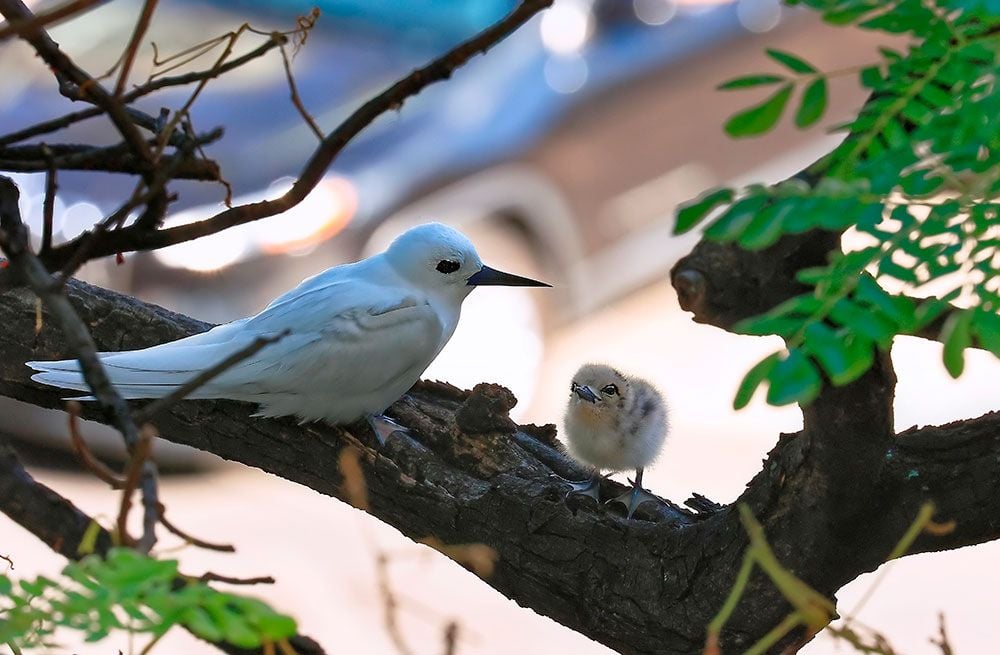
xmin=28 ymin=223 xmax=548 ymax=428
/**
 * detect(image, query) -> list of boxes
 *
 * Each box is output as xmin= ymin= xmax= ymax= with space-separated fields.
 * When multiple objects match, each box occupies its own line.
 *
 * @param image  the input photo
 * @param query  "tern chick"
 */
xmin=27 ymin=223 xmax=549 ymax=443
xmin=560 ymin=363 xmax=668 ymax=519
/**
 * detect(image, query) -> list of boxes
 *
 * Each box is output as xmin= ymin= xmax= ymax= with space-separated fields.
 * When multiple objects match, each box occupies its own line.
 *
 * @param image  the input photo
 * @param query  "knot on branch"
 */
xmin=455 ymin=383 xmax=518 ymax=436
xmin=672 ymin=268 xmax=707 ymax=318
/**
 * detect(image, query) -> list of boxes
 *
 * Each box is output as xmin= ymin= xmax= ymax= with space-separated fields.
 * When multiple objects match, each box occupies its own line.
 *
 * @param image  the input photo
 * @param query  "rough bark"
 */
xmin=1 ymin=278 xmax=997 ymax=654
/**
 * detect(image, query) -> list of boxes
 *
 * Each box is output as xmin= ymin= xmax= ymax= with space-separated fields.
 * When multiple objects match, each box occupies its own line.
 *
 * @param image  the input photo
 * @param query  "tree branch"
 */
xmin=0 ymin=278 xmax=994 ymax=654
xmin=32 ymin=0 xmax=555 ymax=271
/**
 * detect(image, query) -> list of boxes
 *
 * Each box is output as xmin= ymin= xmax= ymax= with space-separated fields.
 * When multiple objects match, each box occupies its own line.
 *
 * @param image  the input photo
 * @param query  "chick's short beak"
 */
xmin=571 ymin=383 xmax=599 ymax=403
xmin=467 ymin=265 xmax=551 ymax=287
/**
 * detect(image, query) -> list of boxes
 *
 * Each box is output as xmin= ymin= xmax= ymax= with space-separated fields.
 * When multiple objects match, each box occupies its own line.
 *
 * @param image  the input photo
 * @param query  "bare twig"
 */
xmin=0 ymin=0 xmax=154 ymax=167
xmin=67 ymin=400 xmax=126 ymax=489
xmin=278 ymin=42 xmax=323 ymax=141
xmin=931 ymin=613 xmax=954 ymax=655
xmin=35 ymin=0 xmax=554 ymax=269
xmin=115 ymin=424 xmax=154 ymax=547
xmin=134 ymin=329 xmax=289 ymax=424
xmin=41 ymin=145 xmax=56 ymax=255
xmin=197 ymin=572 xmax=275 ymax=586
xmin=338 ymin=446 xmax=369 ymax=511
xmin=0 ymin=553 xmax=12 ymax=570
xmin=0 ymin=176 xmax=160 ymax=553
xmin=157 ymin=503 xmax=235 ymax=552
xmin=114 ymin=0 xmax=159 ymax=96
xmin=376 ymin=552 xmax=416 ymax=655
xmin=442 ymin=622 xmax=459 ymax=655
xmin=0 ymin=142 xmax=220 ymax=179
xmin=0 ymin=0 xmax=102 ymax=41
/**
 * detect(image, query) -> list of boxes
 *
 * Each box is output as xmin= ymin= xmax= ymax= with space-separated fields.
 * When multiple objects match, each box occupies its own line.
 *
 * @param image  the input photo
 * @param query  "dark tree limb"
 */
xmin=0 ymin=437 xmax=327 ymax=655
xmin=0 ymin=278 xmax=995 ymax=654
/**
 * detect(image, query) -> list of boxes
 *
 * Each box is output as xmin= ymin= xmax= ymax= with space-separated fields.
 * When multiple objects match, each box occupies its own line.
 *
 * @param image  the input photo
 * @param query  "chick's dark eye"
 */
xmin=601 ymin=384 xmax=618 ymax=396
xmin=436 ymin=260 xmax=461 ymax=274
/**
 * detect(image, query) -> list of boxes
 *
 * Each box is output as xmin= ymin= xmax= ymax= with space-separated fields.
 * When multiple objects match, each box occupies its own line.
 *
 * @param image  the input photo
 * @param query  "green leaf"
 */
xmin=830 ymin=298 xmax=897 ymax=346
xmin=941 ymin=309 xmax=973 ymax=377
xmin=733 ymin=353 xmax=781 ymax=409
xmin=718 ymin=74 xmax=787 ymax=90
xmin=766 ymin=350 xmax=823 ymax=406
xmin=724 ymin=84 xmax=794 ymax=137
xmin=738 ymin=202 xmax=793 ymax=249
xmin=675 ymin=188 xmax=734 ymax=234
xmin=803 ymin=323 xmax=875 ymax=385
xmin=972 ymin=310 xmax=1000 ymax=358
xmin=854 ymin=275 xmax=917 ymax=330
xmin=860 ymin=65 xmax=884 ymax=89
xmin=183 ymin=606 xmax=224 ymax=642
xmin=766 ymin=48 xmax=818 ymax=74
xmin=795 ymin=77 xmax=828 ymax=128
xmin=704 ymin=195 xmax=769 ymax=242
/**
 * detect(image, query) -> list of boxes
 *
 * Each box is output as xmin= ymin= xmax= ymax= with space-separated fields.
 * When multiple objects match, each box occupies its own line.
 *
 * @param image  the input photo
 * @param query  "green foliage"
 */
xmin=677 ymin=0 xmax=1000 ymax=407
xmin=0 ymin=548 xmax=297 ymax=652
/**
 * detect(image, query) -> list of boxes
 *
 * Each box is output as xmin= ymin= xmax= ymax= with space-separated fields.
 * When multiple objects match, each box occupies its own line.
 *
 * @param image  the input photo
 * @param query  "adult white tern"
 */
xmin=28 ymin=223 xmax=550 ymax=439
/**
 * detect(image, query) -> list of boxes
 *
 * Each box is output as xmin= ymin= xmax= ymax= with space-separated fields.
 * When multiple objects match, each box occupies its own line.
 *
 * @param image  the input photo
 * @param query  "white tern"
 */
xmin=28 ymin=223 xmax=549 ymax=440
xmin=559 ymin=363 xmax=668 ymax=519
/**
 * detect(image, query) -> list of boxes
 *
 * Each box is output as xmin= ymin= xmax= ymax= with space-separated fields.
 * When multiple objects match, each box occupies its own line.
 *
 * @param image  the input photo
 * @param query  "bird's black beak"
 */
xmin=571 ymin=383 xmax=599 ymax=403
xmin=467 ymin=265 xmax=550 ymax=287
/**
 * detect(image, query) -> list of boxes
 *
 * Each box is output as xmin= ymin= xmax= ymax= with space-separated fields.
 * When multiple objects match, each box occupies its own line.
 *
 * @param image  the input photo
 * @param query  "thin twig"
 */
xmin=134 ymin=329 xmax=289 ymax=424
xmin=376 ymin=552 xmax=416 ymax=655
xmin=0 ymin=0 xmax=102 ymax=41
xmin=197 ymin=572 xmax=275 ymax=586
xmin=0 ymin=38 xmax=282 ymax=148
xmin=115 ymin=424 xmax=154 ymax=547
xmin=0 ymin=553 xmax=12 ymax=570
xmin=36 ymin=0 xmax=555 ymax=269
xmin=278 ymin=41 xmax=323 ymax=141
xmin=0 ymin=0 xmax=154 ymax=167
xmin=114 ymin=0 xmax=159 ymax=97
xmin=0 ymin=142 xmax=219 ymax=179
xmin=158 ymin=502 xmax=235 ymax=552
xmin=0 ymin=175 xmax=161 ymax=554
xmin=66 ymin=400 xmax=126 ymax=489
xmin=442 ymin=622 xmax=459 ymax=655
xmin=41 ymin=145 xmax=56 ymax=255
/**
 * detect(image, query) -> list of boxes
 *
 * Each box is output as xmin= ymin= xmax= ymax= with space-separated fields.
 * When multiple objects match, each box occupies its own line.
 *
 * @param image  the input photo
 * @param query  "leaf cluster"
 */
xmin=676 ymin=0 xmax=1000 ymax=407
xmin=0 ymin=548 xmax=297 ymax=652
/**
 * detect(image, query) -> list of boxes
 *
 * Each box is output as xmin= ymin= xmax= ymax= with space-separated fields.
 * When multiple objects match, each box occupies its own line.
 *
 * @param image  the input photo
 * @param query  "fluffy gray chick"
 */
xmin=560 ymin=363 xmax=668 ymax=518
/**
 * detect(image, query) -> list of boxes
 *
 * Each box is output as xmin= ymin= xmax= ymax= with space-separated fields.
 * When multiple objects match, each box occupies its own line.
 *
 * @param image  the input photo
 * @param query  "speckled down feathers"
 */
xmin=563 ymin=364 xmax=668 ymax=471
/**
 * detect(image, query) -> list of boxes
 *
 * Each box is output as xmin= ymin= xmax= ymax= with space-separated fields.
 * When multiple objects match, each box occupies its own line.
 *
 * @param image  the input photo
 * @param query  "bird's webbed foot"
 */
xmin=366 ymin=414 xmax=409 ymax=445
xmin=606 ymin=468 xmax=661 ymax=519
xmin=551 ymin=472 xmax=602 ymax=502
xmin=607 ymin=484 xmax=662 ymax=519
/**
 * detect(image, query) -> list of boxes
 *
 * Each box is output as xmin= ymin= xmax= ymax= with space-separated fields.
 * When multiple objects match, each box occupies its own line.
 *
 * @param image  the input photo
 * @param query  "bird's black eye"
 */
xmin=436 ymin=260 xmax=461 ymax=274
xmin=601 ymin=384 xmax=618 ymax=396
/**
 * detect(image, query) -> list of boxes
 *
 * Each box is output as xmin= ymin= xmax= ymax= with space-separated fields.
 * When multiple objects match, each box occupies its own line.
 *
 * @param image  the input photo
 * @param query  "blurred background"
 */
xmin=2 ymin=0 xmax=998 ymax=653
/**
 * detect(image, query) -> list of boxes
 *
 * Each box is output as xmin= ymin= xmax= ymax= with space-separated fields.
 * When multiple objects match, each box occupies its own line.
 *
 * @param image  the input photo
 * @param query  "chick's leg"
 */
xmin=608 ymin=467 xmax=660 ymax=519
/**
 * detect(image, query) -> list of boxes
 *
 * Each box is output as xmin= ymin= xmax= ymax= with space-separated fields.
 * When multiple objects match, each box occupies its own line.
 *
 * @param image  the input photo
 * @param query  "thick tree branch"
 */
xmin=0 ymin=278 xmax=994 ymax=654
